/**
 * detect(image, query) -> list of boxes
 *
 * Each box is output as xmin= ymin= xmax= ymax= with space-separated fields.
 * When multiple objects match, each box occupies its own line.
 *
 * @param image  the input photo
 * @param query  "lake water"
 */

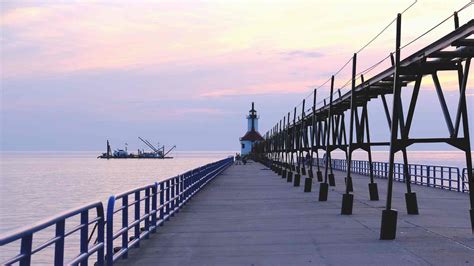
xmin=0 ymin=151 xmax=235 ymax=234
xmin=0 ymin=150 xmax=471 ymax=264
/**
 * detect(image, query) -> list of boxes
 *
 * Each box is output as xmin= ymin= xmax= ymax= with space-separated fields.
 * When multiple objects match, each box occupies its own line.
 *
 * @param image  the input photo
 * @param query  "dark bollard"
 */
xmin=287 ymin=172 xmax=293 ymax=182
xmin=294 ymin=174 xmax=301 ymax=187
xmin=281 ymin=169 xmax=287 ymax=179
xmin=405 ymin=192 xmax=419 ymax=215
xmin=317 ymin=171 xmax=323 ymax=182
xmin=301 ymin=167 xmax=306 ymax=176
xmin=380 ymin=209 xmax=398 ymax=240
xmin=341 ymin=193 xmax=353 ymax=215
xmin=344 ymin=177 xmax=353 ymax=192
xmin=318 ymin=183 xmax=328 ymax=201
xmin=369 ymin=183 xmax=379 ymax=201
xmin=470 ymin=210 xmax=474 ymax=231
xmin=304 ymin=177 xmax=312 ymax=192
xmin=328 ymin=173 xmax=335 ymax=186
xmin=308 ymin=169 xmax=314 ymax=179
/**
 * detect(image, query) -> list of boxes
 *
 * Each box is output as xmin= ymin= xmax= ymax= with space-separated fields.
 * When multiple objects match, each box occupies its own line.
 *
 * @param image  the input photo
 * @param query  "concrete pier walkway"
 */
xmin=120 ymin=161 xmax=474 ymax=265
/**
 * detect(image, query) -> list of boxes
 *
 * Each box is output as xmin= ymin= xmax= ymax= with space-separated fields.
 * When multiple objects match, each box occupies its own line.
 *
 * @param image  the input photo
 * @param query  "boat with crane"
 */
xmin=98 ymin=138 xmax=176 ymax=159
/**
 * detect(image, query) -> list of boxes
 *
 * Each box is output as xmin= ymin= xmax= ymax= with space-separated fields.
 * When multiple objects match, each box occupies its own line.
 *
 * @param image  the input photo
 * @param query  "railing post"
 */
xmin=159 ymin=182 xmax=165 ymax=222
xmin=170 ymin=178 xmax=176 ymax=216
xmin=144 ymin=187 xmax=150 ymax=238
xmin=96 ymin=206 xmax=105 ymax=266
xmin=54 ymin=220 xmax=65 ymax=266
xmin=180 ymin=174 xmax=184 ymax=204
xmin=457 ymin=168 xmax=461 ymax=192
xmin=176 ymin=175 xmax=181 ymax=209
xmin=80 ymin=210 xmax=88 ymax=266
xmin=134 ymin=191 xmax=140 ymax=247
xmin=151 ymin=183 xmax=158 ymax=232
xmin=427 ymin=166 xmax=430 ymax=187
xmin=166 ymin=180 xmax=171 ymax=220
xmin=122 ymin=196 xmax=128 ymax=259
xmin=20 ymin=234 xmax=33 ymax=266
xmin=183 ymin=173 xmax=188 ymax=202
xmin=106 ymin=196 xmax=115 ymax=265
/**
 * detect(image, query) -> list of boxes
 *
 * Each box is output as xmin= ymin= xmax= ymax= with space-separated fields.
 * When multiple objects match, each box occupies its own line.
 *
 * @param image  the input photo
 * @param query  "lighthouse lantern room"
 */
xmin=240 ymin=102 xmax=264 ymax=155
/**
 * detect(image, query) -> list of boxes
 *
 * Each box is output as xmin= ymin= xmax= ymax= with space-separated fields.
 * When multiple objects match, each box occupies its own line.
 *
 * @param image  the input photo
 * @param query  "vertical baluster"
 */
xmin=20 ymin=234 xmax=33 ymax=266
xmin=448 ymin=168 xmax=452 ymax=191
xmin=134 ymin=191 xmax=140 ymax=247
xmin=166 ymin=180 xmax=171 ymax=220
xmin=171 ymin=178 xmax=176 ymax=216
xmin=151 ymin=183 xmax=158 ymax=232
xmin=145 ymin=187 xmax=150 ymax=238
xmin=159 ymin=182 xmax=165 ymax=223
xmin=106 ymin=197 xmax=115 ymax=265
xmin=80 ymin=210 xmax=88 ymax=266
xmin=427 ymin=166 xmax=430 ymax=187
xmin=54 ymin=220 xmax=65 ymax=266
xmin=177 ymin=175 xmax=182 ymax=209
xmin=96 ymin=206 xmax=105 ymax=266
xmin=122 ymin=196 xmax=128 ymax=258
xmin=458 ymin=168 xmax=462 ymax=192
xmin=183 ymin=172 xmax=188 ymax=202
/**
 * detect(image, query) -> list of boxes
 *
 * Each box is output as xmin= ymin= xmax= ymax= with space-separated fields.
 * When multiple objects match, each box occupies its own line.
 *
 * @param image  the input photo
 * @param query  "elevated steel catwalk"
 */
xmin=306 ymin=19 xmax=473 ymax=121
xmin=258 ymin=15 xmax=473 ymax=240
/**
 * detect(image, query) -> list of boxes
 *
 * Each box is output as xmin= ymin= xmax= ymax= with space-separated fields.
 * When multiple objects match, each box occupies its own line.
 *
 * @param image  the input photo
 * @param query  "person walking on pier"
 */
xmin=235 ymin=153 xmax=242 ymax=165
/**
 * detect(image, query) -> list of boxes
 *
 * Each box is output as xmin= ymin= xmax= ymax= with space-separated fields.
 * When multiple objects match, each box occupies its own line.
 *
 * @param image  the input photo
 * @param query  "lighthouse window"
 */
xmin=241 ymin=143 xmax=245 ymax=149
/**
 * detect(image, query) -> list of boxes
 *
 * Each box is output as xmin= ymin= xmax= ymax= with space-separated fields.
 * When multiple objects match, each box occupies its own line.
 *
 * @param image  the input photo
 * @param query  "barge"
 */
xmin=98 ymin=138 xmax=176 ymax=159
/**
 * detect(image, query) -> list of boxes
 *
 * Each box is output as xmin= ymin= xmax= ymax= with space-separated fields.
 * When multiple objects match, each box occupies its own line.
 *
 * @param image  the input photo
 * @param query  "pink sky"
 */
xmin=1 ymin=0 xmax=473 ymax=151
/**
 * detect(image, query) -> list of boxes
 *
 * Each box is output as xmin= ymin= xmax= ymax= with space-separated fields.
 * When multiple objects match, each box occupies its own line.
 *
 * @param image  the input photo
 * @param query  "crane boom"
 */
xmin=144 ymin=139 xmax=160 ymax=153
xmin=163 ymin=145 xmax=177 ymax=157
xmin=138 ymin=137 xmax=159 ymax=153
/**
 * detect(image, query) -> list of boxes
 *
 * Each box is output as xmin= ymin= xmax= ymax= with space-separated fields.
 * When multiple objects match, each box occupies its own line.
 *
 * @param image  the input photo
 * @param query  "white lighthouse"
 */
xmin=240 ymin=102 xmax=264 ymax=155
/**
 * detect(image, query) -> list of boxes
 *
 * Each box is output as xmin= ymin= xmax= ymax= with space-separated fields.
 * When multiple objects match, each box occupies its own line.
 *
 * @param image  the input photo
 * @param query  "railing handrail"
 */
xmin=345 ymin=158 xmax=460 ymax=170
xmin=0 ymin=201 xmax=105 ymax=265
xmin=319 ymin=157 xmax=469 ymax=193
xmin=105 ymin=157 xmax=233 ymax=264
xmin=115 ymin=184 xmax=156 ymax=199
xmin=0 ymin=201 xmax=103 ymax=244
xmin=0 ymin=157 xmax=234 ymax=266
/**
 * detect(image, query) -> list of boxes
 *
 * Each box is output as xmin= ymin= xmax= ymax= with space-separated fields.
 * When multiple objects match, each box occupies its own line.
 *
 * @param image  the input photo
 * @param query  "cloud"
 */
xmin=281 ymin=50 xmax=323 ymax=59
xmin=200 ymin=81 xmax=316 ymax=98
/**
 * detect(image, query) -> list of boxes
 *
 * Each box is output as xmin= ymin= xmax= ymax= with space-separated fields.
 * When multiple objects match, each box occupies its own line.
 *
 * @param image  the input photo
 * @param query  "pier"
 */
xmin=116 ymin=161 xmax=474 ymax=265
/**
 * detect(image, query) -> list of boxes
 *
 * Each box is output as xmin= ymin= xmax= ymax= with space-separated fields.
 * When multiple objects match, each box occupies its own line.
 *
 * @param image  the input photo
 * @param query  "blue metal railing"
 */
xmin=0 ymin=157 xmax=234 ymax=265
xmin=105 ymin=157 xmax=233 ymax=264
xmin=315 ymin=158 xmax=470 ymax=193
xmin=0 ymin=201 xmax=105 ymax=266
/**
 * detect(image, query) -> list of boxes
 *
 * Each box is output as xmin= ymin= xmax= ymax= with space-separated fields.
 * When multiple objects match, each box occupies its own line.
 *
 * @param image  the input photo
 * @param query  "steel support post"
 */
xmin=457 ymin=59 xmax=474 ymax=232
xmin=380 ymin=13 xmax=401 ymax=240
xmin=319 ymin=76 xmax=335 ymax=202
xmin=342 ymin=54 xmax=357 ymax=215
xmin=305 ymin=90 xmax=318 ymax=192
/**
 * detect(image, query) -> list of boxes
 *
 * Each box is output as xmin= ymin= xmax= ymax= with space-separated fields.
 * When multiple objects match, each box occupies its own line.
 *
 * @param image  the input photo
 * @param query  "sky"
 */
xmin=1 ymin=0 xmax=473 ymax=152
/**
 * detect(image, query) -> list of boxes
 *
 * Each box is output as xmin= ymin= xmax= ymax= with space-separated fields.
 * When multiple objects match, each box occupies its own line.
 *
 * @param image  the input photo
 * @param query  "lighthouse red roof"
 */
xmin=240 ymin=130 xmax=264 ymax=142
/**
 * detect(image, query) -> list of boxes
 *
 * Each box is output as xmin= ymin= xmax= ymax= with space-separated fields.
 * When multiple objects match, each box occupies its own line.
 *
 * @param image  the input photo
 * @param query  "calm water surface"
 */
xmin=0 ymin=151 xmax=234 ymax=233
